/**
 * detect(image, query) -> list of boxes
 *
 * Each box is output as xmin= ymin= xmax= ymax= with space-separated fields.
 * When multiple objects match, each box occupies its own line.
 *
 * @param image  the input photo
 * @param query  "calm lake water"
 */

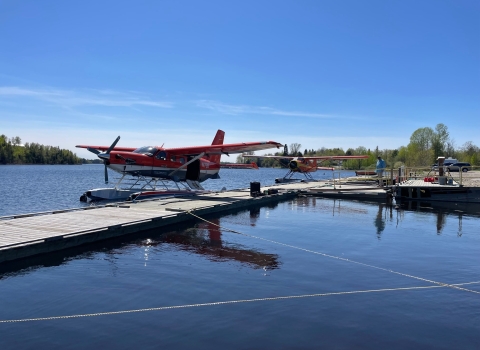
xmin=0 ymin=164 xmax=345 ymax=217
xmin=0 ymin=165 xmax=479 ymax=349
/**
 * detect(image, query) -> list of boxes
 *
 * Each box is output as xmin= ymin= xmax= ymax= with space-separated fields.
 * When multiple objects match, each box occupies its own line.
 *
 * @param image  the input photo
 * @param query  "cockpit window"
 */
xmin=133 ymin=146 xmax=158 ymax=156
xmin=155 ymin=150 xmax=167 ymax=160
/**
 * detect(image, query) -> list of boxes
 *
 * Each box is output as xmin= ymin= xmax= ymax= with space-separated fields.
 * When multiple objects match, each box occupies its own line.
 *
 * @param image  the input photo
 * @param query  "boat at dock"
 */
xmin=355 ymin=171 xmax=377 ymax=176
xmin=220 ymin=162 xmax=259 ymax=169
xmin=317 ymin=166 xmax=335 ymax=171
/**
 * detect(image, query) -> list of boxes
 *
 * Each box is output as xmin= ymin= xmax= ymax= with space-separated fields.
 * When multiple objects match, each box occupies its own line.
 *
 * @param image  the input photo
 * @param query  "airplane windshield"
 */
xmin=133 ymin=146 xmax=158 ymax=156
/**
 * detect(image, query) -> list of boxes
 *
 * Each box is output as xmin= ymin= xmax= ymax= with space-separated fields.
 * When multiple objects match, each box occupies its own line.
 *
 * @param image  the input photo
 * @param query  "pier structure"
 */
xmin=2 ymin=173 xmax=479 ymax=264
xmin=0 ymin=182 xmax=320 ymax=264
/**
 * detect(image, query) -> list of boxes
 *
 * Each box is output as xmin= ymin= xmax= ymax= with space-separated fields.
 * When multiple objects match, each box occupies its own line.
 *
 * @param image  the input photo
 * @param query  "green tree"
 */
xmin=431 ymin=123 xmax=450 ymax=160
xmin=409 ymin=127 xmax=434 ymax=151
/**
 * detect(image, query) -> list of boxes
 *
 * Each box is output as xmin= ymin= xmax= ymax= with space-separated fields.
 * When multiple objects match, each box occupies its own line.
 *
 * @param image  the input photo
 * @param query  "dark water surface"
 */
xmin=0 ymin=165 xmax=479 ymax=349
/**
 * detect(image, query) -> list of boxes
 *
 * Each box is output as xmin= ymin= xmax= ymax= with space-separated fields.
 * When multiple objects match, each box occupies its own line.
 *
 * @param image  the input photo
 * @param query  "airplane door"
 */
xmin=152 ymin=150 xmax=167 ymax=178
xmin=186 ymin=157 xmax=200 ymax=181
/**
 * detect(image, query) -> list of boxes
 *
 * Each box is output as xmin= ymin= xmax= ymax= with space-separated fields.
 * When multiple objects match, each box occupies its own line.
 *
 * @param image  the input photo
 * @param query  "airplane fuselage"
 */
xmin=107 ymin=149 xmax=220 ymax=182
xmin=76 ymin=130 xmax=283 ymax=186
xmin=288 ymin=158 xmax=318 ymax=173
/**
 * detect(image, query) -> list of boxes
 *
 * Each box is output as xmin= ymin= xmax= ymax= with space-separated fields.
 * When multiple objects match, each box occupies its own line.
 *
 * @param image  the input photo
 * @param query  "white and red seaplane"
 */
xmin=243 ymin=154 xmax=369 ymax=182
xmin=76 ymin=130 xmax=282 ymax=201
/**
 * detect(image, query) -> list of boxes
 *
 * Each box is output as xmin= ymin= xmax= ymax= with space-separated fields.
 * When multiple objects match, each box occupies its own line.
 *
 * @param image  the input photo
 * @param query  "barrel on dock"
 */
xmin=250 ymin=182 xmax=261 ymax=197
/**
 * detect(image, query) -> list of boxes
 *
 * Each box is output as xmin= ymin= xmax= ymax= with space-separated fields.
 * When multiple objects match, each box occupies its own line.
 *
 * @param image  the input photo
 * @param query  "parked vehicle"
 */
xmin=446 ymin=162 xmax=471 ymax=172
xmin=432 ymin=161 xmax=456 ymax=171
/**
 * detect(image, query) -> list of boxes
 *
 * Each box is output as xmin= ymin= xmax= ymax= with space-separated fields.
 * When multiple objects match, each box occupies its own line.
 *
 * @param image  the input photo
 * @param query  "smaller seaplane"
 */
xmin=243 ymin=154 xmax=369 ymax=182
xmin=76 ymin=130 xmax=282 ymax=201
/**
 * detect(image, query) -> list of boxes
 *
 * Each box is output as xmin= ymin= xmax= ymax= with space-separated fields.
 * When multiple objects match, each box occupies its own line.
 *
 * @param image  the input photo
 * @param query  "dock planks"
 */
xmin=0 ymin=183 xmax=322 ymax=263
xmin=0 ymin=180 xmax=399 ymax=263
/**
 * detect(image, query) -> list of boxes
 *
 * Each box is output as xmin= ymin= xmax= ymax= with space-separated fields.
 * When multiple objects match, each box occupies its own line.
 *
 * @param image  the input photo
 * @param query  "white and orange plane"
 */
xmin=243 ymin=154 xmax=369 ymax=182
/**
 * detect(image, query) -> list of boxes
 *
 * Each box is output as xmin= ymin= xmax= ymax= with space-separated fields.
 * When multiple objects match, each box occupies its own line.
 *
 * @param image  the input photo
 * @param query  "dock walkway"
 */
xmin=0 ymin=182 xmax=322 ymax=263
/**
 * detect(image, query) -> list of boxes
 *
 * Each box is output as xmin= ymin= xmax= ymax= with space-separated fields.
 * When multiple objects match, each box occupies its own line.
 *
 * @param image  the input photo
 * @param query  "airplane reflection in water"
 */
xmin=0 ymin=208 xmax=279 ymax=278
xmin=293 ymin=196 xmax=479 ymax=237
xmin=157 ymin=217 xmax=280 ymax=270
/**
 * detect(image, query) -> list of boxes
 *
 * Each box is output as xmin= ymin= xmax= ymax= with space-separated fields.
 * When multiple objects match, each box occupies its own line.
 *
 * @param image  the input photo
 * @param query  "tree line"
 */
xmin=0 ymin=134 xmax=97 ymax=165
xmin=237 ymin=123 xmax=480 ymax=170
xmin=3 ymin=124 xmax=479 ymax=169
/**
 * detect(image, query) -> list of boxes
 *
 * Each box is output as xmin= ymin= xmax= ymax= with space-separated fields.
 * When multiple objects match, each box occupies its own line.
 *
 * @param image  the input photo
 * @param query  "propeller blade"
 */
xmin=98 ymin=136 xmax=121 ymax=160
xmin=106 ymin=136 xmax=120 ymax=154
xmin=87 ymin=147 xmax=101 ymax=155
xmin=104 ymin=164 xmax=109 ymax=184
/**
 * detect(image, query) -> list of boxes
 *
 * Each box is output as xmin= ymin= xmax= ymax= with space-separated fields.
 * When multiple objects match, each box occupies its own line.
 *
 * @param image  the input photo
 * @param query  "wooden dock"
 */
xmin=0 ymin=182 xmax=324 ymax=264
xmin=306 ymin=183 xmax=392 ymax=202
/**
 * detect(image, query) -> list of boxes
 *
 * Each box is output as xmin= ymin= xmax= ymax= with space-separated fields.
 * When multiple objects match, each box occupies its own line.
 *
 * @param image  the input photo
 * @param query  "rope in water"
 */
xmin=2 ymin=210 xmax=477 ymax=324
xmin=1 ymin=282 xmax=478 ymax=324
xmin=185 ymin=211 xmax=480 ymax=295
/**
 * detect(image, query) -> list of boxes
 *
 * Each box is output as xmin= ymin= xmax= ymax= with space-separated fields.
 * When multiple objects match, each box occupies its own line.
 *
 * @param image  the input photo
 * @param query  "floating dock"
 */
xmin=2 ymin=176 xmax=478 ymax=264
xmin=0 ymin=182 xmax=321 ymax=264
xmin=305 ymin=183 xmax=392 ymax=202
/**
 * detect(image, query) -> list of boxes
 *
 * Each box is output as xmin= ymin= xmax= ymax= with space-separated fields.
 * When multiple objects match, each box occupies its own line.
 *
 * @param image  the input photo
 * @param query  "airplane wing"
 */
xmin=167 ymin=141 xmax=283 ymax=156
xmin=76 ymin=145 xmax=136 ymax=152
xmin=243 ymin=155 xmax=369 ymax=160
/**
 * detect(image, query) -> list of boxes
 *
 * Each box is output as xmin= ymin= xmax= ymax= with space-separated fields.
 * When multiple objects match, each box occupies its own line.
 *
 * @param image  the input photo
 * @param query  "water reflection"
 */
xmin=294 ymin=196 xmax=479 ymax=238
xmin=374 ymin=204 xmax=390 ymax=237
xmin=396 ymin=201 xmax=480 ymax=236
xmin=2 ymin=197 xmax=477 ymax=278
xmin=160 ymin=218 xmax=279 ymax=270
xmin=0 ymin=211 xmax=279 ymax=278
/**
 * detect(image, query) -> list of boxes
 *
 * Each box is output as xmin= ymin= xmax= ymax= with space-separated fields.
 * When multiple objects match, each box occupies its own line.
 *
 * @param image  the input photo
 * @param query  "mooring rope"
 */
xmin=2 ymin=210 xmax=477 ymax=325
xmin=185 ymin=211 xmax=480 ymax=295
xmin=1 ymin=282 xmax=478 ymax=324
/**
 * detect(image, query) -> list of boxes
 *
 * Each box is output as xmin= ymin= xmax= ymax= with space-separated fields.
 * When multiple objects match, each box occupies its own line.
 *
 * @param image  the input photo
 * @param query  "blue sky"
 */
xmin=1 ymin=0 xmax=479 ymax=159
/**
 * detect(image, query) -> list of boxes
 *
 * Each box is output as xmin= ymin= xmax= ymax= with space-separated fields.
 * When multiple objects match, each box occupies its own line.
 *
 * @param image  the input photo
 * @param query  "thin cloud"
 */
xmin=0 ymin=86 xmax=64 ymax=97
xmin=0 ymin=86 xmax=173 ymax=108
xmin=195 ymin=100 xmax=331 ymax=118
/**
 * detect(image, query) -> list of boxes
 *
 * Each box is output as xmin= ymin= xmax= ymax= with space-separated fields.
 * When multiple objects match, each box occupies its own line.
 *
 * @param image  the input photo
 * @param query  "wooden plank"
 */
xmin=0 ymin=186 xmax=300 ymax=262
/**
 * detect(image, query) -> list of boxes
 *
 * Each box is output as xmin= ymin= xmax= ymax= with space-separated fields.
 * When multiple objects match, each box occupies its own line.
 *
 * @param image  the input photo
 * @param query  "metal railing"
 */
xmin=392 ymin=165 xmax=480 ymax=186
xmin=343 ymin=169 xmax=393 ymax=186
xmin=342 ymin=166 xmax=480 ymax=187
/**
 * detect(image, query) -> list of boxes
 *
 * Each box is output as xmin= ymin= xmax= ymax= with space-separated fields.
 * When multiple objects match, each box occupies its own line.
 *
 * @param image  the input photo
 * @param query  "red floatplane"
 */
xmin=76 ymin=130 xmax=282 ymax=201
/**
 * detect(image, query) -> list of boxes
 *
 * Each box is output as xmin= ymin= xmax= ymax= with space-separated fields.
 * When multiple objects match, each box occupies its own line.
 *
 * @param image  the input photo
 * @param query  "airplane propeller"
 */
xmin=96 ymin=136 xmax=120 ymax=184
xmin=98 ymin=136 xmax=120 ymax=161
xmin=289 ymin=160 xmax=298 ymax=170
xmin=87 ymin=147 xmax=101 ymax=155
xmin=104 ymin=164 xmax=109 ymax=184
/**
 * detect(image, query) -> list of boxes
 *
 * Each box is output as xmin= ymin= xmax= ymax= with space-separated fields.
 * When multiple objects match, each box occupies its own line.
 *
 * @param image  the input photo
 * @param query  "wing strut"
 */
xmin=168 ymin=152 xmax=205 ymax=177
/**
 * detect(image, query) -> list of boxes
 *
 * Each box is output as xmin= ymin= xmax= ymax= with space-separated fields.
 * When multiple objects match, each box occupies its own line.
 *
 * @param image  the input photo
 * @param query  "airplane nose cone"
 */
xmin=98 ymin=152 xmax=110 ymax=160
xmin=289 ymin=161 xmax=298 ymax=170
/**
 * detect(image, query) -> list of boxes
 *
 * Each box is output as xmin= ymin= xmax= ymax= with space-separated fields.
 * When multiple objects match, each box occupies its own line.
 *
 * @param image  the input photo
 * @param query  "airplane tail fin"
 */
xmin=209 ymin=130 xmax=225 ymax=164
xmin=251 ymin=162 xmax=259 ymax=170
